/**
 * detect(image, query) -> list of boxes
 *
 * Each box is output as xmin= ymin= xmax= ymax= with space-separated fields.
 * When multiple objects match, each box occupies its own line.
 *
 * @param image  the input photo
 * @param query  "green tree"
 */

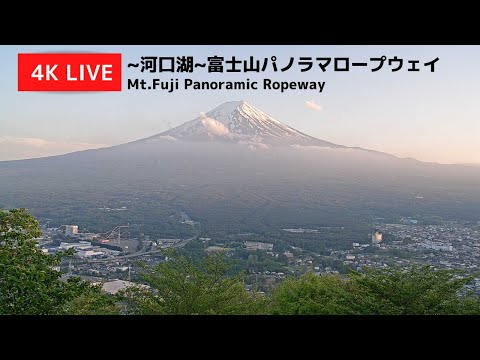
xmin=62 ymin=285 xmax=120 ymax=315
xmin=122 ymin=251 xmax=265 ymax=314
xmin=0 ymin=208 xmax=118 ymax=315
xmin=269 ymin=272 xmax=360 ymax=315
xmin=268 ymin=266 xmax=480 ymax=315
xmin=349 ymin=266 xmax=480 ymax=315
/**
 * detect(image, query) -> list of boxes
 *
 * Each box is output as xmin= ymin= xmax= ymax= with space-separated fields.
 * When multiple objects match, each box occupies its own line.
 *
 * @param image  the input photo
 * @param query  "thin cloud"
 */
xmin=0 ymin=136 xmax=108 ymax=161
xmin=305 ymin=100 xmax=323 ymax=112
xmin=148 ymin=135 xmax=178 ymax=142
xmin=290 ymin=144 xmax=351 ymax=152
xmin=238 ymin=140 xmax=269 ymax=151
xmin=199 ymin=113 xmax=231 ymax=137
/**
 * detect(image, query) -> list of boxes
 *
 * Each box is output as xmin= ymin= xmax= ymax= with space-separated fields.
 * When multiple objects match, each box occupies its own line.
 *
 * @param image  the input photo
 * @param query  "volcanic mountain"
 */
xmin=140 ymin=100 xmax=343 ymax=148
xmin=1 ymin=100 xmax=480 ymax=235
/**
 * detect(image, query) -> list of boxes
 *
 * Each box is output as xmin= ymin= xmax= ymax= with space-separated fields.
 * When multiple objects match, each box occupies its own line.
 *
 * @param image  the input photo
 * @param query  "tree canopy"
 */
xmin=268 ymin=266 xmax=480 ymax=315
xmin=0 ymin=208 xmax=118 ymax=315
xmin=122 ymin=251 xmax=265 ymax=315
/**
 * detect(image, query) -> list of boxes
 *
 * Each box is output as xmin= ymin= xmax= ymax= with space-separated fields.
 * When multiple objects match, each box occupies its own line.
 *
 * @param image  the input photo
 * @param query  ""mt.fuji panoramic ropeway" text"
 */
xmin=127 ymin=78 xmax=326 ymax=93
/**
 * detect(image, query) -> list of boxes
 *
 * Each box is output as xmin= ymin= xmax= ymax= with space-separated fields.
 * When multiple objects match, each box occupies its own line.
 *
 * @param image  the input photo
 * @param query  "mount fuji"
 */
xmin=139 ymin=100 xmax=344 ymax=148
xmin=1 ymin=101 xmax=480 ymax=234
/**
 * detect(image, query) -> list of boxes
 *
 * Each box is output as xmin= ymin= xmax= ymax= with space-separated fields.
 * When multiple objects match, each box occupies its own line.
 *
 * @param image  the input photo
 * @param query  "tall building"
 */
xmin=65 ymin=225 xmax=78 ymax=237
xmin=371 ymin=231 xmax=383 ymax=244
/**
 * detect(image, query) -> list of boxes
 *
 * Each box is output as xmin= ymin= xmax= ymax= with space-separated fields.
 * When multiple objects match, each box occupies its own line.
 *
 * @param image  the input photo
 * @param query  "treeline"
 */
xmin=2 ymin=209 xmax=480 ymax=315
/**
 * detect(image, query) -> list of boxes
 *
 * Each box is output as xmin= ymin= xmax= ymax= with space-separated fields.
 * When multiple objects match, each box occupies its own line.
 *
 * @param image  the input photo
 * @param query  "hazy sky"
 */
xmin=1 ymin=45 xmax=479 ymax=163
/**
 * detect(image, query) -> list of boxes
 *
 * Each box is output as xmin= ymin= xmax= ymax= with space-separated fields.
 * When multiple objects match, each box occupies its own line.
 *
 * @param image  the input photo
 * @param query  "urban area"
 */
xmin=35 ymin=211 xmax=480 ymax=295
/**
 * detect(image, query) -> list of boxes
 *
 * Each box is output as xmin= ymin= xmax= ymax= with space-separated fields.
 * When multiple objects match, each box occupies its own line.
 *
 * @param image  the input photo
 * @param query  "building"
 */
xmin=65 ymin=225 xmax=78 ymax=237
xmin=59 ymin=241 xmax=92 ymax=250
xmin=244 ymin=241 xmax=274 ymax=251
xmin=421 ymin=241 xmax=454 ymax=252
xmin=102 ymin=280 xmax=137 ymax=295
xmin=157 ymin=238 xmax=182 ymax=244
xmin=372 ymin=231 xmax=383 ymax=244
xmin=401 ymin=218 xmax=419 ymax=224
xmin=76 ymin=250 xmax=105 ymax=258
xmin=283 ymin=228 xmax=319 ymax=233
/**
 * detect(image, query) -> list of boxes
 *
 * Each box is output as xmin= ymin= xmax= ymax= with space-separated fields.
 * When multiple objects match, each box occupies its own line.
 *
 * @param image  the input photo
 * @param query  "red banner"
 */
xmin=18 ymin=53 xmax=122 ymax=91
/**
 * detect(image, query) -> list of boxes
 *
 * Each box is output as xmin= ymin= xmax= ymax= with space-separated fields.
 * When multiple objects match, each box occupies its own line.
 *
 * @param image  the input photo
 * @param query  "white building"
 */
xmin=76 ymin=250 xmax=105 ymax=258
xmin=283 ymin=228 xmax=319 ymax=233
xmin=65 ymin=225 xmax=78 ymax=237
xmin=244 ymin=241 xmax=274 ymax=251
xmin=421 ymin=241 xmax=453 ymax=252
xmin=59 ymin=242 xmax=92 ymax=250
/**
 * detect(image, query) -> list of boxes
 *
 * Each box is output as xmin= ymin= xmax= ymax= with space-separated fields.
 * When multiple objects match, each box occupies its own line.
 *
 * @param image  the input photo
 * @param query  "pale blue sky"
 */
xmin=1 ymin=45 xmax=479 ymax=163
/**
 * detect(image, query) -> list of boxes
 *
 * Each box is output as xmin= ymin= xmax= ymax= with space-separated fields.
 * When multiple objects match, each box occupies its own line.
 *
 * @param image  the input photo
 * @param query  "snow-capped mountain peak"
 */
xmin=149 ymin=100 xmax=342 ymax=147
